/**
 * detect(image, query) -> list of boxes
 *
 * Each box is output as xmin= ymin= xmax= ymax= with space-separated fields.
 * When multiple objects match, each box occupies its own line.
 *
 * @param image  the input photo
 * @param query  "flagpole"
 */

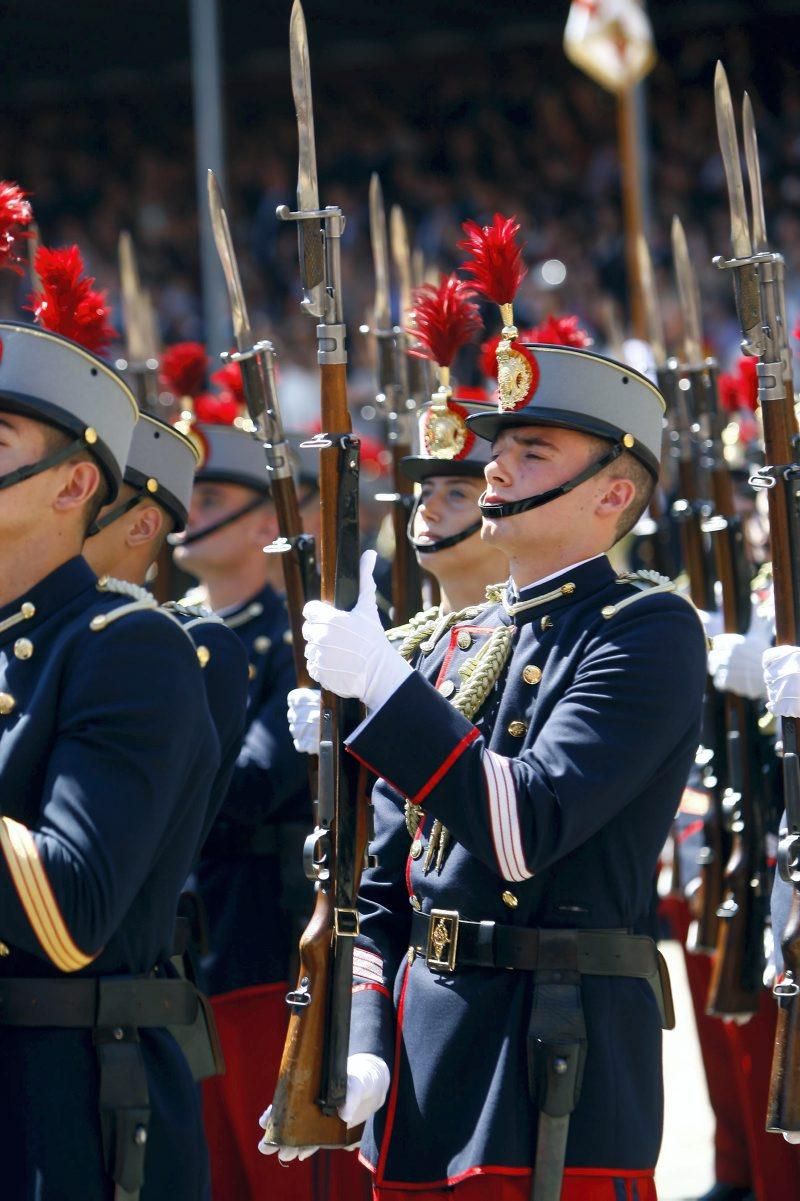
xmin=617 ymin=83 xmax=648 ymax=339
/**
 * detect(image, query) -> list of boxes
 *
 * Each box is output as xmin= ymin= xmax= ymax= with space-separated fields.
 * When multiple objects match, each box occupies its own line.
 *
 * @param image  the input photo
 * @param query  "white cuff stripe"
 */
xmin=485 ymin=751 xmax=532 ymax=882
xmin=353 ymin=966 xmax=384 ymax=984
xmin=354 ymin=950 xmax=382 ymax=972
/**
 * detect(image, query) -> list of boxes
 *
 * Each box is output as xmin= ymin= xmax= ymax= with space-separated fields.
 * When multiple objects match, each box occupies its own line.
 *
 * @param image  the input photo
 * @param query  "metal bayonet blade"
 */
xmin=118 ymin=231 xmax=151 ymax=362
xmin=390 ymin=205 xmax=413 ymax=325
xmin=635 ymin=234 xmax=667 ymax=367
xmin=207 ymin=169 xmax=251 ymax=344
xmin=671 ymin=216 xmax=704 ymax=367
xmin=290 ymin=0 xmax=320 ymax=216
xmin=369 ymin=174 xmax=391 ymax=331
xmin=742 ymin=92 xmax=768 ymax=254
xmin=289 ymin=0 xmax=325 ymax=309
xmin=714 ymin=61 xmax=752 ymax=260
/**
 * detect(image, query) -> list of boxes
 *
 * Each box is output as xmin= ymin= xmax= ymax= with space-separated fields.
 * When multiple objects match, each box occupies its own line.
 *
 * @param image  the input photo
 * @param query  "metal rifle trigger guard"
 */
xmin=303 ymin=826 xmax=330 ymax=884
xmin=749 ymin=465 xmax=777 ymax=491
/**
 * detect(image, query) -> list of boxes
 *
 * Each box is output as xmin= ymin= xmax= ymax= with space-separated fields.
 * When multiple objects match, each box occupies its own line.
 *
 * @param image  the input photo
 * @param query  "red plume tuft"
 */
xmin=210 ymin=358 xmax=245 ymax=409
xmin=28 ymin=245 xmax=115 ymax=355
xmin=159 ymin=342 xmax=208 ymax=399
xmin=719 ymin=356 xmax=758 ymax=413
xmin=529 ymin=313 xmax=592 ymax=348
xmin=458 ymin=214 xmax=527 ymax=306
xmin=0 ymin=182 xmax=33 ymax=276
xmin=195 ymin=391 xmax=242 ymax=426
xmin=407 ymin=273 xmax=483 ymax=368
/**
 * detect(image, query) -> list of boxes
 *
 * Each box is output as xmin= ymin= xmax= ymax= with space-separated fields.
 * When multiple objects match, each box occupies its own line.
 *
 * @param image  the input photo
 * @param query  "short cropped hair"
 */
xmin=583 ymin=434 xmax=656 ymax=544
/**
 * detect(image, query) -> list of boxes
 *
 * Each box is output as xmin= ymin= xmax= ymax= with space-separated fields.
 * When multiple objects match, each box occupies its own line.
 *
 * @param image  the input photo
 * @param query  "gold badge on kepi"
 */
xmin=422 ymin=398 xmax=473 ymax=461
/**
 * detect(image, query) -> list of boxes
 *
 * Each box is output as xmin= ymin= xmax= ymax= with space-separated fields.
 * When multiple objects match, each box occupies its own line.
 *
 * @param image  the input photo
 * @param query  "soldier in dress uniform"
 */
xmin=171 ymin=415 xmax=312 ymax=1201
xmin=287 ymin=391 xmax=508 ymax=757
xmin=0 ymin=321 xmax=222 ymax=1201
xmin=294 ymin=342 xmax=708 ymax=1201
xmin=82 ymin=412 xmax=249 ymax=852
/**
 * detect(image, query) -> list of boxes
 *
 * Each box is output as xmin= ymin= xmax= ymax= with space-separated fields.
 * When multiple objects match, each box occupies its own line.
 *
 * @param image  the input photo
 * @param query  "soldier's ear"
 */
xmin=595 ymin=475 xmax=635 ymax=520
xmin=52 ymin=459 xmax=101 ymax=515
xmin=126 ymin=503 xmax=164 ymax=548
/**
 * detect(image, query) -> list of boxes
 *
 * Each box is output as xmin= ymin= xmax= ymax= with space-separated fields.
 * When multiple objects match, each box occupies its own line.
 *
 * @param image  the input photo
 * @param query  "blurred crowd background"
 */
xmin=2 ymin=3 xmax=800 ymax=420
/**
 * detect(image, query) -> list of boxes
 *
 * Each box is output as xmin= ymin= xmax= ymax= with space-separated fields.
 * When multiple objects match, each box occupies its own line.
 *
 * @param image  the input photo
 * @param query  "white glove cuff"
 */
xmin=363 ymin=648 xmax=413 ymax=713
xmin=338 ymin=1053 xmax=391 ymax=1127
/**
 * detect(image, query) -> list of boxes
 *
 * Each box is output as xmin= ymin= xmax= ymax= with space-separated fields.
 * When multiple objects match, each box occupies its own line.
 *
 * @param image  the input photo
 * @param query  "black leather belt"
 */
xmin=409 ymin=910 xmax=671 ymax=1011
xmin=0 ymin=976 xmax=198 ymax=1028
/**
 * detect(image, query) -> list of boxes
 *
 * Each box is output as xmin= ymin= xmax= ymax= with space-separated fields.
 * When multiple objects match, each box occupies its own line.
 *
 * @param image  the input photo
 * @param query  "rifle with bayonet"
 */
xmin=634 ymin=234 xmax=678 ymax=580
xmin=260 ymin=0 xmax=368 ymax=1150
xmin=671 ymin=212 xmax=768 ymax=1015
xmin=363 ymin=175 xmax=422 ymax=624
xmin=208 ymin=169 xmax=318 ymax=674
xmin=711 ymin=64 xmax=800 ymax=1120
xmin=639 ymin=232 xmax=726 ymax=935
xmin=118 ymin=231 xmax=160 ymax=414
xmin=392 ymin=205 xmax=440 ymax=609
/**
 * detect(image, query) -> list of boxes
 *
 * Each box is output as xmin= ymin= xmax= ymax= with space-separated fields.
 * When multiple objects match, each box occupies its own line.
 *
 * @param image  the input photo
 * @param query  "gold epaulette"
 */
xmin=92 ymin=576 xmax=183 ymax=632
xmin=163 ymin=599 xmax=217 ymax=621
xmin=386 ymin=605 xmax=441 ymax=644
xmin=601 ymin=570 xmax=678 ymax=620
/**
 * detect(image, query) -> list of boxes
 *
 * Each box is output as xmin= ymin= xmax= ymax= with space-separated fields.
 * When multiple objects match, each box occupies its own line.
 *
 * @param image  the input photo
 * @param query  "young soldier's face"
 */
xmin=413 ymin=475 xmax=484 ymax=552
xmin=173 ymin=480 xmax=275 ymax=576
xmin=0 ymin=412 xmax=72 ymax=538
xmin=482 ymin=425 xmax=610 ymax=556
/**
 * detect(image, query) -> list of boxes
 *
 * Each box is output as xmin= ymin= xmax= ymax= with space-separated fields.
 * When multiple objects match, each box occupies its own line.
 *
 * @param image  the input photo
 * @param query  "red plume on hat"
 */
xmin=458 ymin=214 xmax=538 ymax=412
xmin=530 ymin=314 xmax=592 ymax=348
xmin=28 ymin=245 xmax=116 ymax=356
xmin=407 ymin=273 xmax=482 ymax=375
xmin=718 ymin=356 xmax=758 ymax=413
xmin=189 ymin=357 xmax=246 ymax=426
xmin=159 ymin=341 xmax=208 ymax=400
xmin=458 ymin=214 xmax=527 ymax=307
xmin=0 ymin=182 xmax=33 ymax=276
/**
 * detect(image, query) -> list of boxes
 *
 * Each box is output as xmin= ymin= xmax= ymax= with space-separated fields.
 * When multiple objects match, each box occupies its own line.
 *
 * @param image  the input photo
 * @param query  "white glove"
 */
xmin=287 ymin=687 xmax=322 ymax=756
xmin=337 ymin=1052 xmax=391 ymax=1127
xmin=697 ymin=608 xmax=724 ymax=641
xmin=302 ymin=550 xmax=412 ymax=711
xmin=784 ymin=1132 xmax=800 ymax=1145
xmin=763 ymin=645 xmax=800 ymax=719
xmin=257 ymin=1053 xmax=390 ymax=1161
xmin=708 ymin=611 xmax=773 ymax=700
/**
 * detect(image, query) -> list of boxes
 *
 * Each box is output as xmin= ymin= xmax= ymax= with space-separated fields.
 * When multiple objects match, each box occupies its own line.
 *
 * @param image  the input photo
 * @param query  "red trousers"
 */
xmin=372 ymin=1168 xmax=657 ymax=1200
xmin=662 ymin=893 xmax=800 ymax=1201
xmin=202 ymin=982 xmax=371 ymax=1201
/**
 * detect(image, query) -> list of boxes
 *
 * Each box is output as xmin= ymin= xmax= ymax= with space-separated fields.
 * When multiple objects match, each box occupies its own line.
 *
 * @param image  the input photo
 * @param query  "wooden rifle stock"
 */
xmin=768 ymin=878 xmax=800 ymax=1131
xmin=263 ymin=361 xmax=370 ymax=1148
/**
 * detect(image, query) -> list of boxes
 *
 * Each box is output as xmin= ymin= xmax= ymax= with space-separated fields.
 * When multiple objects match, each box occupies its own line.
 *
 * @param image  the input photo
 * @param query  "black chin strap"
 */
xmin=406 ymin=496 xmax=483 ymax=555
xmin=169 ymin=494 xmax=266 ymax=547
xmin=479 ymin=442 xmax=624 ymax=520
xmin=86 ymin=493 xmax=145 ymax=538
xmin=0 ymin=435 xmax=87 ymax=494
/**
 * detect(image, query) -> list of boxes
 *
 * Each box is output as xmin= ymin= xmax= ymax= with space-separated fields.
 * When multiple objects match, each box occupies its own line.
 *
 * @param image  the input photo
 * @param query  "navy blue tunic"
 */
xmin=344 ymin=555 xmax=706 ymax=1188
xmin=0 ymin=556 xmax=221 ymax=1201
xmin=193 ymin=583 xmax=312 ymax=994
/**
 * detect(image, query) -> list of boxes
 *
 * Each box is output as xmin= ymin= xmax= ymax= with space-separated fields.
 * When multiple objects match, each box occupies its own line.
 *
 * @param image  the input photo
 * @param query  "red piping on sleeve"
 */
xmin=408 ymin=726 xmax=480 ymax=806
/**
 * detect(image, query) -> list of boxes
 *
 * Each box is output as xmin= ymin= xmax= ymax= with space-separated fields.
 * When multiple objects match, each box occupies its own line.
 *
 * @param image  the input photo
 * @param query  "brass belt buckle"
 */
xmin=426 ymin=909 xmax=459 ymax=972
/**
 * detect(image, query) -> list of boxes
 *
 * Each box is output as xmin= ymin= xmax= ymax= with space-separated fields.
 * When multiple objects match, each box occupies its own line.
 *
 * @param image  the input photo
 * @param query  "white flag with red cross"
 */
xmin=564 ymin=0 xmax=657 ymax=94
